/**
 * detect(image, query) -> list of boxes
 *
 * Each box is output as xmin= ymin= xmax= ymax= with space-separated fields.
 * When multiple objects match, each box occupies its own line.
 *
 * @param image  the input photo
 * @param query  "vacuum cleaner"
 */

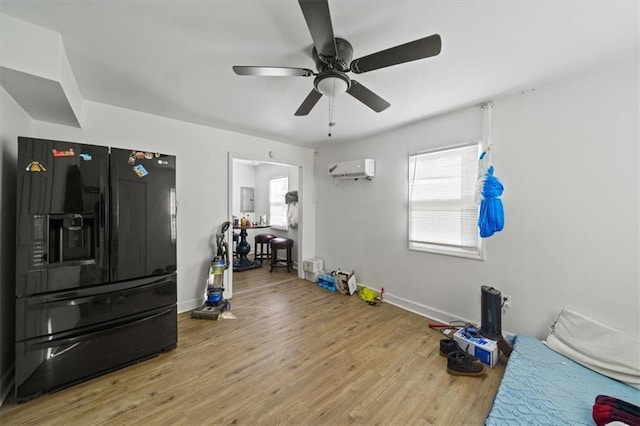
xmin=191 ymin=221 xmax=232 ymax=320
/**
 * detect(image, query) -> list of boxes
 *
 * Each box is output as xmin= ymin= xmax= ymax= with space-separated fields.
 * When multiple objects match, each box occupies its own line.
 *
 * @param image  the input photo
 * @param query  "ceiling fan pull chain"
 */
xmin=328 ymin=85 xmax=336 ymax=138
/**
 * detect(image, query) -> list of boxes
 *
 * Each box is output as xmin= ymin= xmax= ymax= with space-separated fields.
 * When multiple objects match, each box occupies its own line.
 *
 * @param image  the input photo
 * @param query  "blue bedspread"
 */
xmin=485 ymin=334 xmax=640 ymax=425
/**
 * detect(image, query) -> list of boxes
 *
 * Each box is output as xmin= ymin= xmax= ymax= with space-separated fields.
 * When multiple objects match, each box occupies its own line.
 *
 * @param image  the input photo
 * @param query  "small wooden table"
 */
xmin=233 ymin=225 xmax=271 ymax=271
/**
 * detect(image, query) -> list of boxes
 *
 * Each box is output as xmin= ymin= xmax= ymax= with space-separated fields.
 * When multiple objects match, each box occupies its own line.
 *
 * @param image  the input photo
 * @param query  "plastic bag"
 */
xmin=478 ymin=165 xmax=504 ymax=238
xmin=358 ymin=287 xmax=378 ymax=303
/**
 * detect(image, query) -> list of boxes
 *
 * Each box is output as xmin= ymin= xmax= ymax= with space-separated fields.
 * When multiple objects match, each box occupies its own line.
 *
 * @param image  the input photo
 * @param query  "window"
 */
xmin=408 ymin=143 xmax=483 ymax=259
xmin=269 ymin=176 xmax=288 ymax=230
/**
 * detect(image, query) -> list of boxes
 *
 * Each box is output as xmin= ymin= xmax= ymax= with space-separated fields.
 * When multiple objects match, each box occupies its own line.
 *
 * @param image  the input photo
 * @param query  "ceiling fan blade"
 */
xmin=350 ymin=34 xmax=442 ymax=74
xmin=233 ymin=66 xmax=314 ymax=77
xmin=346 ymin=80 xmax=390 ymax=113
xmin=298 ymin=0 xmax=337 ymax=57
xmin=295 ymin=89 xmax=323 ymax=116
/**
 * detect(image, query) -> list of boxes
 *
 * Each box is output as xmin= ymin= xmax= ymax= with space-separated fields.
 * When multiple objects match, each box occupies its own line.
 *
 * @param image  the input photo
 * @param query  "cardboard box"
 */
xmin=303 ymin=258 xmax=323 ymax=273
xmin=453 ymin=327 xmax=499 ymax=368
xmin=304 ymin=271 xmax=319 ymax=282
xmin=334 ymin=271 xmax=357 ymax=295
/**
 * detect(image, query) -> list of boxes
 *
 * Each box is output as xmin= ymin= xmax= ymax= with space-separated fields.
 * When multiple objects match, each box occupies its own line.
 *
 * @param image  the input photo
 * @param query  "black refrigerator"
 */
xmin=15 ymin=137 xmax=177 ymax=402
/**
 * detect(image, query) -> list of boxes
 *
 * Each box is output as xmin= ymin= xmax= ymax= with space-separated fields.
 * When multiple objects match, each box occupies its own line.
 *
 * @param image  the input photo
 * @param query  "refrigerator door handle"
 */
xmin=98 ymin=193 xmax=105 ymax=271
xmin=170 ymin=188 xmax=177 ymax=244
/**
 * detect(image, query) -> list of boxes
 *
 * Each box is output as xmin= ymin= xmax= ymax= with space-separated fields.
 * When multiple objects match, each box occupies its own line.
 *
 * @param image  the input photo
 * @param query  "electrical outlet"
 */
xmin=502 ymin=294 xmax=512 ymax=311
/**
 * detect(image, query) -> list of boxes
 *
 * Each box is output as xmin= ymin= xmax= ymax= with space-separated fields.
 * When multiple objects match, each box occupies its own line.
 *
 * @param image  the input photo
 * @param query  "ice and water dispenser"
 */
xmin=47 ymin=213 xmax=96 ymax=265
xmin=29 ymin=213 xmax=97 ymax=269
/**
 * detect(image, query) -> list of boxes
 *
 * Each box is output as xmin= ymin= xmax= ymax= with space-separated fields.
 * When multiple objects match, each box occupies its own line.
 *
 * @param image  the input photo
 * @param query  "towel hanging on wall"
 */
xmin=287 ymin=202 xmax=298 ymax=229
xmin=286 ymin=191 xmax=298 ymax=229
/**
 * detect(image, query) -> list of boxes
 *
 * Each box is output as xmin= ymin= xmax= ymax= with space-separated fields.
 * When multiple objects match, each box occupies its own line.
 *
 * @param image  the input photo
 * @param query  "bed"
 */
xmin=485 ymin=310 xmax=640 ymax=425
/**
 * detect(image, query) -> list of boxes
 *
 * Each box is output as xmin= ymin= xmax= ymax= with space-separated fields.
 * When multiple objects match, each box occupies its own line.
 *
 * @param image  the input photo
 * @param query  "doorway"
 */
xmin=227 ymin=153 xmax=303 ymax=298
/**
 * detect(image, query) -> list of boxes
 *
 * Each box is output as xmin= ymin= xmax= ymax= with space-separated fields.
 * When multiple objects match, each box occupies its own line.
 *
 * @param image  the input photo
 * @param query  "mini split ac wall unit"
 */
xmin=328 ymin=159 xmax=375 ymax=180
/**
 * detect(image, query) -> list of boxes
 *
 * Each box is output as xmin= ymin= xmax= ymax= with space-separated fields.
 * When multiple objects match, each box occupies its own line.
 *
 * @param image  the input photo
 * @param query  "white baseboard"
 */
xmin=384 ymin=290 xmax=515 ymax=338
xmin=0 ymin=364 xmax=15 ymax=408
xmin=177 ymin=298 xmax=202 ymax=314
xmin=383 ymin=291 xmax=474 ymax=326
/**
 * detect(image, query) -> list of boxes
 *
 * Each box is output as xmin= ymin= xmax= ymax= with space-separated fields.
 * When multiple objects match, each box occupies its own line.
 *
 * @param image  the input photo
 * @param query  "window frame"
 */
xmin=269 ymin=175 xmax=289 ymax=231
xmin=407 ymin=142 xmax=484 ymax=260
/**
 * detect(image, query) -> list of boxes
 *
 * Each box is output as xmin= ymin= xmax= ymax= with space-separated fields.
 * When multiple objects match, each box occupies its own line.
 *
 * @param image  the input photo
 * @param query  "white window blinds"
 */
xmin=408 ymin=143 xmax=483 ymax=259
xmin=269 ymin=176 xmax=288 ymax=230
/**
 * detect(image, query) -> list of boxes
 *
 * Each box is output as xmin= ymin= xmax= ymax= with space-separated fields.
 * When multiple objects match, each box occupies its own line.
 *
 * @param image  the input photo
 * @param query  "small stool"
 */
xmin=270 ymin=237 xmax=294 ymax=272
xmin=254 ymin=233 xmax=276 ymax=265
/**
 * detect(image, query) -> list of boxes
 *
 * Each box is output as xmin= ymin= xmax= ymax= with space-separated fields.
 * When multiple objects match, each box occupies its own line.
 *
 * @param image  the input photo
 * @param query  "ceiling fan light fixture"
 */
xmin=314 ymin=72 xmax=350 ymax=97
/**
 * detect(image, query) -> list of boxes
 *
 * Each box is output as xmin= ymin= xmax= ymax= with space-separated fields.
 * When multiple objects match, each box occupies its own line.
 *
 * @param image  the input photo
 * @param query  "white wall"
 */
xmin=232 ymin=161 xmax=256 ymax=220
xmin=231 ymin=161 xmax=258 ymax=257
xmin=25 ymin=100 xmax=316 ymax=312
xmin=315 ymin=59 xmax=639 ymax=338
xmin=0 ymin=86 xmax=32 ymax=403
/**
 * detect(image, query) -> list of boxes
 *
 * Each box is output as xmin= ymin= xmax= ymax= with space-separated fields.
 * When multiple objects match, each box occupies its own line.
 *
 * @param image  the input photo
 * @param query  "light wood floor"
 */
xmin=1 ymin=265 xmax=506 ymax=425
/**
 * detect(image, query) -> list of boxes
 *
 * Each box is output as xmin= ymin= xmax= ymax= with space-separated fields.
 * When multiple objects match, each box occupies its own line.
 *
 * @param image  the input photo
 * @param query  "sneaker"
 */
xmin=446 ymin=350 xmax=486 ymax=377
xmin=439 ymin=338 xmax=480 ymax=363
xmin=439 ymin=338 xmax=461 ymax=357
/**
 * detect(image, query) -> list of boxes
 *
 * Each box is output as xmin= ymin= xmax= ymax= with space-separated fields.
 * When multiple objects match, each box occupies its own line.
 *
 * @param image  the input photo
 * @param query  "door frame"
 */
xmin=226 ymin=152 xmax=305 ymax=298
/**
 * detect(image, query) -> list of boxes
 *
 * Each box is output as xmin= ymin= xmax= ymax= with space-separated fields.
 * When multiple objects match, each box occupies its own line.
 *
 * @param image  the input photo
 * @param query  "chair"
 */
xmin=254 ymin=233 xmax=276 ymax=265
xmin=269 ymin=237 xmax=294 ymax=272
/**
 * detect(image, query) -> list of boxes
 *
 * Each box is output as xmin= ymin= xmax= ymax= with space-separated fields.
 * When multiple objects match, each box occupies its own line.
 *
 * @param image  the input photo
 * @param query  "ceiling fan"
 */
xmin=232 ymin=0 xmax=442 ymax=116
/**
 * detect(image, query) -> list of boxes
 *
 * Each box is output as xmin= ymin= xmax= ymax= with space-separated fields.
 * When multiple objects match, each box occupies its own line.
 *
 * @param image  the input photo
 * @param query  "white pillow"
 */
xmin=545 ymin=309 xmax=640 ymax=390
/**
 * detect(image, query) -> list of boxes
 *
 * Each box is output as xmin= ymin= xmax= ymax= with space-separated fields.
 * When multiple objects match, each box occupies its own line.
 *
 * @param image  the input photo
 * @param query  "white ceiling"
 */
xmin=1 ymin=1 xmax=637 ymax=147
